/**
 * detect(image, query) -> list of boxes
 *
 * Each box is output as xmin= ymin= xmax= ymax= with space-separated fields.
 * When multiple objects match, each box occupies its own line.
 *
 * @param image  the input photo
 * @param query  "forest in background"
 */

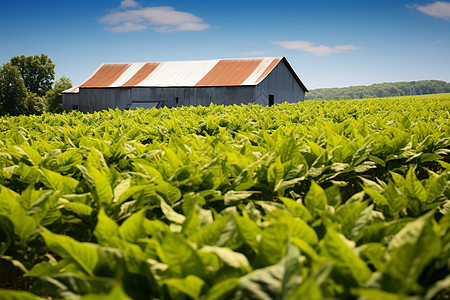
xmin=305 ymin=80 xmax=450 ymax=100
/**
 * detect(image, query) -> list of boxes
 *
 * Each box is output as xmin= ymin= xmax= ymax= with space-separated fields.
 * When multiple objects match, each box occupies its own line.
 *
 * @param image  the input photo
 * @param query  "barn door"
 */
xmin=268 ymin=94 xmax=274 ymax=106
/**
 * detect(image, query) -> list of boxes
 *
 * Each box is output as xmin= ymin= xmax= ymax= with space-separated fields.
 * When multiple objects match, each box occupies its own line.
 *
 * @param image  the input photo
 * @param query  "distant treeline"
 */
xmin=305 ymin=80 xmax=450 ymax=100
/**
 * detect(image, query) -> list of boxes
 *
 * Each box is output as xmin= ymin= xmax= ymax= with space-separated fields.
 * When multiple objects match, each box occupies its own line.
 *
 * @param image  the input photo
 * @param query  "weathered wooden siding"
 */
xmin=63 ymin=86 xmax=255 ymax=112
xmin=131 ymin=86 xmax=255 ymax=107
xmin=254 ymin=61 xmax=305 ymax=105
xmin=62 ymin=88 xmax=132 ymax=113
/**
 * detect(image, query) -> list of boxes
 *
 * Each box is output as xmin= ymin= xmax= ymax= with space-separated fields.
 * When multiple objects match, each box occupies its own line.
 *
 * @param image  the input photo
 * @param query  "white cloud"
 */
xmin=273 ymin=40 xmax=361 ymax=56
xmin=153 ymin=22 xmax=211 ymax=33
xmin=100 ymin=5 xmax=210 ymax=33
xmin=409 ymin=1 xmax=450 ymax=20
xmin=242 ymin=51 xmax=265 ymax=56
xmin=106 ymin=22 xmax=147 ymax=33
xmin=120 ymin=0 xmax=139 ymax=9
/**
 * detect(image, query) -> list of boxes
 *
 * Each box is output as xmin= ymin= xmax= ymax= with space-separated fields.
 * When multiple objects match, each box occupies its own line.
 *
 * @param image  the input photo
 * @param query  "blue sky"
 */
xmin=0 ymin=0 xmax=449 ymax=89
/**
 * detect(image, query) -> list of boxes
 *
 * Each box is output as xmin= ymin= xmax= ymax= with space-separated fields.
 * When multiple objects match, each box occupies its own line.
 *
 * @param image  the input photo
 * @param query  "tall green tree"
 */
xmin=10 ymin=54 xmax=55 ymax=97
xmin=25 ymin=92 xmax=45 ymax=115
xmin=0 ymin=64 xmax=27 ymax=116
xmin=45 ymin=76 xmax=72 ymax=113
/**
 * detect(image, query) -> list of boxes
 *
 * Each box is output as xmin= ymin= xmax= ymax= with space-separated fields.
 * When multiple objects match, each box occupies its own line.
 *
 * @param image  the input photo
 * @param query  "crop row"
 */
xmin=0 ymin=95 xmax=449 ymax=299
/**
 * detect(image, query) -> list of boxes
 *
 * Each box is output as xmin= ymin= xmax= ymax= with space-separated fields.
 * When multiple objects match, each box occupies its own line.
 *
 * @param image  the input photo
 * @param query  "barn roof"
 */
xmin=64 ymin=57 xmax=307 ymax=94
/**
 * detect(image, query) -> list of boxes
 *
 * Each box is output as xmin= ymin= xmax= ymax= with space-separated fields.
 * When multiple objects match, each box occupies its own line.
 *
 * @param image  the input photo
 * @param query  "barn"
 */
xmin=62 ymin=56 xmax=308 ymax=112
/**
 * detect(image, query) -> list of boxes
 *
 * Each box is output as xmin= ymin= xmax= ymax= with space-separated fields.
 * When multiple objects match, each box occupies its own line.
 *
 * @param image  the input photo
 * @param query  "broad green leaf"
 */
xmin=268 ymin=209 xmax=318 ymax=245
xmin=25 ymin=260 xmax=67 ymax=278
xmin=94 ymin=209 xmax=119 ymax=245
xmin=112 ymin=178 xmax=131 ymax=203
xmin=353 ymin=288 xmax=406 ymax=300
xmin=390 ymin=171 xmax=406 ymax=190
xmin=240 ymin=244 xmax=302 ymax=300
xmin=364 ymin=187 xmax=391 ymax=218
xmin=78 ymin=165 xmax=113 ymax=206
xmin=277 ymin=136 xmax=299 ymax=163
xmin=288 ymin=218 xmax=319 ymax=245
xmin=163 ymin=275 xmax=205 ymax=299
xmin=79 ymin=285 xmax=132 ymax=300
xmin=31 ymin=274 xmax=115 ymax=299
xmin=256 ymin=222 xmax=289 ymax=267
xmin=288 ymin=276 xmax=322 ymax=300
xmin=360 ymin=177 xmax=384 ymax=194
xmin=157 ymin=232 xmax=205 ymax=277
xmin=119 ymin=208 xmax=147 ymax=243
xmin=113 ymin=185 xmax=148 ymax=206
xmin=132 ymin=161 xmax=163 ymax=179
xmin=190 ymin=215 xmax=231 ymax=247
xmin=279 ymin=197 xmax=312 ymax=222
xmin=13 ymin=145 xmax=42 ymax=165
xmin=39 ymin=168 xmax=79 ymax=194
xmin=57 ymin=149 xmax=83 ymax=173
xmin=62 ymin=202 xmax=93 ymax=217
xmin=357 ymin=243 xmax=386 ymax=271
xmin=200 ymin=245 xmax=251 ymax=271
xmin=20 ymin=185 xmax=51 ymax=210
xmin=26 ymin=190 xmax=60 ymax=224
xmin=0 ymin=185 xmax=37 ymax=242
xmin=41 ymin=232 xmax=98 ymax=276
xmin=201 ymin=278 xmax=239 ymax=300
xmin=290 ymin=237 xmax=321 ymax=261
xmin=426 ymin=172 xmax=448 ymax=201
xmin=267 ymin=157 xmax=284 ymax=190
xmin=0 ymin=290 xmax=43 ymax=300
xmin=304 ymin=181 xmax=327 ymax=216
xmin=223 ymin=190 xmax=256 ymax=205
xmin=234 ymin=215 xmax=262 ymax=253
xmin=8 ymin=211 xmax=37 ymax=243
xmin=350 ymin=204 xmax=376 ymax=239
xmin=404 ymin=167 xmax=427 ymax=202
xmin=320 ymin=229 xmax=371 ymax=286
xmin=354 ymin=161 xmax=377 ymax=173
xmin=382 ymin=181 xmax=408 ymax=217
xmin=335 ymin=201 xmax=368 ymax=238
xmin=0 ymin=184 xmax=21 ymax=213
xmin=155 ymin=180 xmax=181 ymax=204
xmin=160 ymin=198 xmax=185 ymax=224
xmin=383 ymin=211 xmax=441 ymax=292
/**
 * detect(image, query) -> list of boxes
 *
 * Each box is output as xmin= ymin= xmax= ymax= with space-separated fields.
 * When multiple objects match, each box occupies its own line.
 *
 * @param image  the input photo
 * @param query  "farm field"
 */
xmin=0 ymin=94 xmax=449 ymax=299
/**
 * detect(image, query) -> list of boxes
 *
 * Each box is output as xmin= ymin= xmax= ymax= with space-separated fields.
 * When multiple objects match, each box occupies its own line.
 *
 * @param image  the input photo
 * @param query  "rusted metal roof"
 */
xmin=64 ymin=57 xmax=307 ymax=93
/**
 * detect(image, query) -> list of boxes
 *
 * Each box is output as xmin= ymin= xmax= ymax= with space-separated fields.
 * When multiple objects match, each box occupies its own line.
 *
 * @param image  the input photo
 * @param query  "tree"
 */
xmin=0 ymin=64 xmax=27 ymax=116
xmin=45 ymin=76 xmax=72 ymax=113
xmin=25 ymin=92 xmax=45 ymax=115
xmin=10 ymin=54 xmax=55 ymax=97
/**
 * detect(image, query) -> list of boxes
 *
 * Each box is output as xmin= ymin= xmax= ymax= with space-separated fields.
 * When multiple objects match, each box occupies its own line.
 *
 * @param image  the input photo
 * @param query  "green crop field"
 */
xmin=0 ymin=94 xmax=449 ymax=299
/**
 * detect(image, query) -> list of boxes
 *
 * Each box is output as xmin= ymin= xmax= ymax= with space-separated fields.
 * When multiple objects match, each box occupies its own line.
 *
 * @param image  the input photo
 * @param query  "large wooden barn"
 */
xmin=62 ymin=57 xmax=308 ymax=112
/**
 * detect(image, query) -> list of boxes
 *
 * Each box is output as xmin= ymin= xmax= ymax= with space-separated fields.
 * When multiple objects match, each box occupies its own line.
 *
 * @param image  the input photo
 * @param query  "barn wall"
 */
xmin=255 ymin=61 xmax=305 ymax=105
xmin=63 ymin=86 xmax=255 ymax=112
xmin=131 ymin=86 xmax=255 ymax=107
xmin=62 ymin=88 xmax=132 ymax=113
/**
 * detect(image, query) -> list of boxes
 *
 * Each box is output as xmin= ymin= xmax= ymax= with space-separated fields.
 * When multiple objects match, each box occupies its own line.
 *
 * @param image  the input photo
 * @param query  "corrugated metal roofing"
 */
xmin=64 ymin=57 xmax=307 ymax=93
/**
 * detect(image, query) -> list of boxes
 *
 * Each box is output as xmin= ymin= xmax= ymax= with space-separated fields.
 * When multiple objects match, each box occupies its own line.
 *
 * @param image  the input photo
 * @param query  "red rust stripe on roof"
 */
xmin=195 ymin=59 xmax=263 ymax=86
xmin=256 ymin=57 xmax=282 ymax=83
xmin=122 ymin=63 xmax=160 ymax=87
xmin=81 ymin=64 xmax=130 ymax=87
